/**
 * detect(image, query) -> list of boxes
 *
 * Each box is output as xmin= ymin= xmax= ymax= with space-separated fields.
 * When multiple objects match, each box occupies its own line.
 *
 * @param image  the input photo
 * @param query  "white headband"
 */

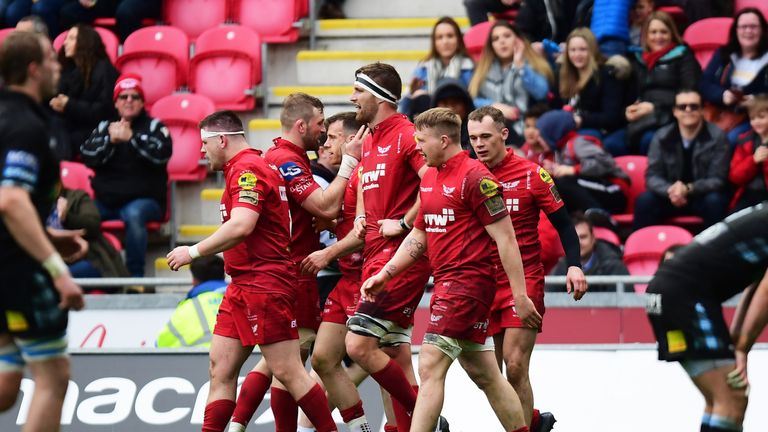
xmin=354 ymin=72 xmax=398 ymax=105
xmin=200 ymin=129 xmax=245 ymax=140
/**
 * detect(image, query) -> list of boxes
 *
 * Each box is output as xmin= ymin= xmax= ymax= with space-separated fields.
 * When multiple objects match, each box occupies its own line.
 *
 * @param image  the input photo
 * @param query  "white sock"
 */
xmin=297 ymin=427 xmax=315 ymax=432
xmin=347 ymin=415 xmax=371 ymax=432
xmin=227 ymin=422 xmax=246 ymax=432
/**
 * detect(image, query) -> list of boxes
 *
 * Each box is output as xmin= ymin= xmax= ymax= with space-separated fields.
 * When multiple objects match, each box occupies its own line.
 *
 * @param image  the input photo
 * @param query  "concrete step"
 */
xmin=316 ymin=17 xmax=469 ymax=38
xmin=342 ymin=0 xmax=466 ymax=19
xmin=296 ymin=50 xmax=425 ymax=85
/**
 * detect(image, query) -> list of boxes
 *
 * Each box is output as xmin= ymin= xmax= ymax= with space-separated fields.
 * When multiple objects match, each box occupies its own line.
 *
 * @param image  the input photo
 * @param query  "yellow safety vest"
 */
xmin=156 ymin=291 xmax=223 ymax=348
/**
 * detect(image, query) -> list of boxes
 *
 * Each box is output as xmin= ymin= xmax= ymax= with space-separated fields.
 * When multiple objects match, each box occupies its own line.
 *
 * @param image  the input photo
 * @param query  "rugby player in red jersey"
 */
xmin=166 ymin=111 xmax=338 ymax=432
xmin=467 ymin=106 xmax=587 ymax=431
xmin=362 ymin=108 xmax=539 ymax=432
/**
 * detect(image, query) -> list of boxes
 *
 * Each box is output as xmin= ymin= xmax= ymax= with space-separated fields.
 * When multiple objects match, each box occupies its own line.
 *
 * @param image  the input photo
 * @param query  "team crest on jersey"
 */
xmin=538 ymin=167 xmax=554 ymax=184
xmin=479 ymin=178 xmax=499 ymax=197
xmin=377 ymin=145 xmax=391 ymax=155
xmin=238 ymin=171 xmax=257 ymax=190
xmin=442 ymin=184 xmax=455 ymax=196
xmin=484 ymin=195 xmax=506 ymax=216
xmin=549 ymin=184 xmax=562 ymax=202
xmin=501 ymin=180 xmax=520 ymax=191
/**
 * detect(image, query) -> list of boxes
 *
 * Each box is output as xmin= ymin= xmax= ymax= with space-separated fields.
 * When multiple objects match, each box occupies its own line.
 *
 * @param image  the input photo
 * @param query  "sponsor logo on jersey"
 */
xmin=420 ymin=186 xmax=433 ymax=192
xmin=237 ymin=171 xmax=257 ymax=190
xmin=539 ymin=167 xmax=554 ymax=184
xmin=442 ymin=184 xmax=455 ymax=197
xmin=430 ymin=314 xmax=443 ymax=322
xmin=501 ymin=180 xmax=520 ymax=191
xmin=506 ymin=198 xmax=519 ymax=212
xmin=423 ymin=209 xmax=455 ymax=232
xmin=278 ymin=162 xmax=303 ymax=180
xmin=290 ymin=179 xmax=314 ymax=195
xmin=238 ymin=190 xmax=259 ymax=206
xmin=279 ymin=185 xmax=287 ymax=201
xmin=666 ymin=329 xmax=687 ymax=353
xmin=479 ymin=178 xmax=499 ymax=197
xmin=361 ymin=163 xmax=386 ymax=191
xmin=219 ymin=203 xmax=228 ymax=222
xmin=377 ymin=145 xmax=391 ymax=155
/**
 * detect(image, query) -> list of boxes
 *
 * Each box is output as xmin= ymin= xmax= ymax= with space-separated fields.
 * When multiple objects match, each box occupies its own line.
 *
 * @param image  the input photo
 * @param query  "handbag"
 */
xmin=703 ymin=103 xmax=747 ymax=132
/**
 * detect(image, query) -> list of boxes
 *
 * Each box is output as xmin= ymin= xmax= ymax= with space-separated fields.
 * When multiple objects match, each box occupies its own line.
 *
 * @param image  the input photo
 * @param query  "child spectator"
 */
xmin=729 ymin=94 xmax=768 ymax=212
xmin=629 ymin=0 xmax=654 ymax=47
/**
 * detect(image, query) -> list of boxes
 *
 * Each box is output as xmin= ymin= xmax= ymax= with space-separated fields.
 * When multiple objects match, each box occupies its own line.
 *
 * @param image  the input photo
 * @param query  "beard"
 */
xmin=355 ymin=102 xmax=376 ymax=124
xmin=302 ymin=131 xmax=321 ymax=151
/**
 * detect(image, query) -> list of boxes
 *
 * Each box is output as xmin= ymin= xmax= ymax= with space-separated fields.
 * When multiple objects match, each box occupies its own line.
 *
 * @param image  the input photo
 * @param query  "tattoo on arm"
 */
xmin=385 ymin=264 xmax=397 ymax=279
xmin=405 ymin=238 xmax=425 ymax=260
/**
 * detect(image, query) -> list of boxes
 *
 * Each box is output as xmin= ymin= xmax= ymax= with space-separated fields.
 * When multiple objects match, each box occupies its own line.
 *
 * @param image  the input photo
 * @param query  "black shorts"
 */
xmin=645 ymin=274 xmax=733 ymax=362
xmin=0 ymin=257 xmax=68 ymax=339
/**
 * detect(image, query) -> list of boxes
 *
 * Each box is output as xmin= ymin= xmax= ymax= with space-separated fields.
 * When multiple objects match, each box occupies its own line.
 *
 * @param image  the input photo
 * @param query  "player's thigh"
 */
xmin=311 ymin=322 xmax=348 ymax=371
xmin=209 ymin=335 xmax=253 ymax=380
xmin=417 ymin=344 xmax=453 ymax=383
xmin=0 ymin=334 xmax=22 ymax=409
xmin=261 ymin=338 xmax=304 ymax=378
xmin=458 ymin=348 xmax=504 ymax=389
xmin=26 ymin=355 xmax=70 ymax=392
xmin=502 ymin=327 xmax=537 ymax=369
xmin=691 ymin=364 xmax=747 ymax=412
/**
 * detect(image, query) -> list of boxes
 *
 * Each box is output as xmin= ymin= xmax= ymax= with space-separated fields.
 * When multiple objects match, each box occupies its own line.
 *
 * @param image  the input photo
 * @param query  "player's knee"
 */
xmin=208 ymin=356 xmax=236 ymax=385
xmin=310 ymin=350 xmax=335 ymax=374
xmin=0 ymin=381 xmax=20 ymax=412
xmin=504 ymin=357 xmax=528 ymax=384
xmin=345 ymin=337 xmax=371 ymax=364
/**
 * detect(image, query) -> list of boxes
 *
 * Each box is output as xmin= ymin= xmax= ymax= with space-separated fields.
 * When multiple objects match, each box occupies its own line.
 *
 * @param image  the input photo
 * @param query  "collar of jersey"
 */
xmin=437 ymin=150 xmax=469 ymax=171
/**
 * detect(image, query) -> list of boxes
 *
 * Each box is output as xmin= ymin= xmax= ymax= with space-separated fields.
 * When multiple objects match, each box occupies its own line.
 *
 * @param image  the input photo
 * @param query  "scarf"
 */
xmin=424 ymin=55 xmax=468 ymax=94
xmin=642 ymin=44 xmax=676 ymax=71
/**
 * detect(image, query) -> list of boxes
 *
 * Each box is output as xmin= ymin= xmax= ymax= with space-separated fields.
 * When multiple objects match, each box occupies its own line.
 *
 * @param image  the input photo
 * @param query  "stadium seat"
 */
xmin=232 ymin=0 xmax=301 ymax=43
xmin=60 ymin=161 xmax=95 ymax=197
xmin=163 ymin=0 xmax=229 ymax=40
xmin=0 ymin=28 xmax=16 ymax=46
xmin=734 ymin=0 xmax=768 ymax=20
xmin=295 ymin=0 xmax=309 ymax=18
xmin=612 ymin=156 xmax=648 ymax=225
xmin=53 ymin=27 xmax=120 ymax=64
xmin=492 ymin=9 xmax=518 ymax=23
xmin=656 ymin=6 xmax=686 ymax=30
xmin=623 ymin=225 xmax=693 ymax=293
xmin=464 ymin=21 xmax=493 ymax=62
xmin=102 ymin=231 xmax=123 ymax=252
xmin=593 ymin=226 xmax=621 ymax=247
xmin=683 ymin=17 xmax=733 ymax=68
xmin=189 ymin=25 xmax=262 ymax=111
xmin=115 ymin=26 xmax=189 ymax=109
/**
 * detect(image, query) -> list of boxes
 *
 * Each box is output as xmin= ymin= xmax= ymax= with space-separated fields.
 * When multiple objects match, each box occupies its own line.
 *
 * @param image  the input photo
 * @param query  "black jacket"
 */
xmin=81 ymin=110 xmax=172 ymax=210
xmin=431 ymin=78 xmax=475 ymax=153
xmin=550 ymin=240 xmax=630 ymax=292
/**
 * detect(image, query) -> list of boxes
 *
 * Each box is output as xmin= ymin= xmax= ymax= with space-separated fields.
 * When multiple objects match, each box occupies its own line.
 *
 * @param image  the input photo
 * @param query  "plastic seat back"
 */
xmin=60 ymin=161 xmax=94 ymax=197
xmin=734 ymin=0 xmax=768 ymax=20
xmin=233 ymin=0 xmax=300 ymax=43
xmin=53 ymin=27 xmax=120 ymax=64
xmin=163 ymin=0 xmax=229 ymax=40
xmin=624 ymin=225 xmax=693 ymax=292
xmin=464 ymin=21 xmax=493 ymax=62
xmin=683 ymin=17 xmax=733 ymax=68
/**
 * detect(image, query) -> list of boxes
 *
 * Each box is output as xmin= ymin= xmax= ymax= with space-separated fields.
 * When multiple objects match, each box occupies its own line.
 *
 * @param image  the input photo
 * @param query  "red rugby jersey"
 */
xmin=221 ymin=148 xmax=295 ymax=293
xmin=337 ymin=164 xmax=363 ymax=280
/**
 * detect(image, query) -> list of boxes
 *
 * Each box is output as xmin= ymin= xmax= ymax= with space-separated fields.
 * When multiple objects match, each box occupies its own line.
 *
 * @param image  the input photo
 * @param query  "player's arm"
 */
xmin=728 ymin=269 xmax=768 ymax=389
xmin=353 ymin=178 xmax=366 ymax=238
xmin=546 ymin=207 xmax=587 ymax=300
xmin=0 ymin=186 xmax=84 ymax=310
xmin=360 ymin=228 xmax=427 ymax=302
xmin=301 ymin=229 xmax=365 ymax=275
xmin=167 ymin=207 xmax=259 ymax=270
xmin=379 ymin=164 xmax=428 ymax=237
xmin=485 ymin=216 xmax=542 ymax=328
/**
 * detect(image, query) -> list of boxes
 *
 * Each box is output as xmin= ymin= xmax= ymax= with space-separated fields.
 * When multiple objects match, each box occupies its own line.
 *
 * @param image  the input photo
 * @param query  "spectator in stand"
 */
xmin=431 ymin=78 xmax=476 ymax=153
xmin=700 ymin=7 xmax=768 ymax=147
xmin=519 ymin=103 xmax=554 ymax=165
xmin=633 ymin=89 xmax=730 ymax=230
xmin=463 ymin=0 xmax=520 ymax=26
xmin=629 ymin=0 xmax=654 ymax=47
xmin=400 ymin=17 xmax=474 ymax=121
xmin=624 ymin=11 xmax=701 ymax=155
xmin=59 ymin=0 xmax=161 ymax=41
xmin=5 ymin=0 xmax=66 ymax=37
xmin=81 ymin=73 xmax=172 ymax=277
xmin=516 ymin=0 xmax=590 ymax=44
xmin=556 ymin=27 xmax=632 ymax=156
xmin=469 ymin=20 xmax=553 ymax=147
xmin=729 ymin=94 xmax=768 ymax=212
xmin=549 ymin=213 xmax=630 ymax=292
xmin=590 ymin=0 xmax=633 ymax=56
xmin=49 ymin=23 xmax=119 ymax=160
xmin=15 ymin=14 xmax=47 ymax=34
xmin=536 ymin=110 xmax=630 ymax=216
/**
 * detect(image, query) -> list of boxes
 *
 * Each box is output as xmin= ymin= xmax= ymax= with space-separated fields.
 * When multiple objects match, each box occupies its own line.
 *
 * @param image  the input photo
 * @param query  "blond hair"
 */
xmin=559 ymin=28 xmax=603 ymax=100
xmin=747 ymin=94 xmax=768 ymax=119
xmin=414 ymin=107 xmax=462 ymax=143
xmin=280 ymin=92 xmax=324 ymax=130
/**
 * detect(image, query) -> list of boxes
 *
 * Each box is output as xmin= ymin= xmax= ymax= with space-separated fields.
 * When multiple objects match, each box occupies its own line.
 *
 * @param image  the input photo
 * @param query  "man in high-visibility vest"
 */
xmin=156 ymin=255 xmax=227 ymax=348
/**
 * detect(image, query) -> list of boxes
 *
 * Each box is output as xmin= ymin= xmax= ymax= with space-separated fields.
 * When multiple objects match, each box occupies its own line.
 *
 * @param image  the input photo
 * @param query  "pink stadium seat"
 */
xmin=612 ymin=156 xmax=648 ymax=225
xmin=656 ymin=6 xmax=687 ymax=30
xmin=115 ymin=26 xmax=189 ymax=109
xmin=492 ymin=9 xmax=518 ymax=23
xmin=163 ymin=0 xmax=229 ymax=40
xmin=53 ymin=27 xmax=120 ymax=64
xmin=734 ymin=0 xmax=768 ymax=19
xmin=102 ymin=231 xmax=123 ymax=252
xmin=464 ymin=21 xmax=493 ymax=62
xmin=232 ymin=0 xmax=300 ymax=43
xmin=0 ymin=28 xmax=16 ymax=46
xmin=683 ymin=17 xmax=733 ymax=68
xmin=60 ymin=161 xmax=95 ymax=197
xmin=151 ymin=93 xmax=216 ymax=182
xmin=295 ymin=0 xmax=309 ymax=17
xmin=189 ymin=25 xmax=262 ymax=111
xmin=624 ymin=225 xmax=693 ymax=293
xmin=593 ymin=227 xmax=620 ymax=247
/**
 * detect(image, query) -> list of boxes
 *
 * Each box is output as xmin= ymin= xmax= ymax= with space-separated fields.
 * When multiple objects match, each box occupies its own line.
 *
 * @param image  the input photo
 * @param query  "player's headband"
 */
xmin=200 ymin=129 xmax=245 ymax=140
xmin=354 ymin=73 xmax=398 ymax=105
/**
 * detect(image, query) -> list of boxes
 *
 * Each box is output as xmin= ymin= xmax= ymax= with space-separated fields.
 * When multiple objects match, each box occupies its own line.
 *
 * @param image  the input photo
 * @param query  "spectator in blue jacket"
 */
xmin=591 ymin=0 xmax=633 ymax=56
xmin=400 ymin=17 xmax=474 ymax=120
xmin=5 ymin=0 xmax=66 ymax=37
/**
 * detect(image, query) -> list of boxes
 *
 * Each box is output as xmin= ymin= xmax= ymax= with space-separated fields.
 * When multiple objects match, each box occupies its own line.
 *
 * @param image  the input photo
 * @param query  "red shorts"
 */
xmin=295 ymin=275 xmax=322 ymax=331
xmin=214 ymin=285 xmax=298 ymax=346
xmin=322 ymin=276 xmax=361 ymax=325
xmin=428 ymin=293 xmax=491 ymax=345
xmin=488 ymin=276 xmax=545 ymax=336
xmin=355 ymin=255 xmax=431 ymax=329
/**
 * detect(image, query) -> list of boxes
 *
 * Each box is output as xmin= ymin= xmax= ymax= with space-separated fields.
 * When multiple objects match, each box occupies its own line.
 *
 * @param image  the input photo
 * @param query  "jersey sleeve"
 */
xmin=228 ymin=163 xmax=267 ymax=213
xmin=0 ymin=126 xmax=47 ymax=193
xmin=414 ymin=201 xmax=426 ymax=231
xmin=401 ymin=126 xmax=426 ymax=174
xmin=531 ymin=165 xmax=564 ymax=214
xmin=274 ymin=152 xmax=320 ymax=204
xmin=465 ymin=167 xmax=509 ymax=226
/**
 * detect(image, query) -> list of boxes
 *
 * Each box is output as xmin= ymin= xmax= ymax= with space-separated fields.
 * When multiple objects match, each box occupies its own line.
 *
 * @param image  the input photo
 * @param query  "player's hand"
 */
xmin=313 ymin=217 xmax=336 ymax=233
xmin=55 ymin=274 xmax=85 ymax=311
xmin=166 ymin=246 xmax=193 ymax=271
xmin=566 ymin=266 xmax=587 ymax=300
xmin=301 ymin=248 xmax=331 ymax=276
xmin=378 ymin=219 xmax=404 ymax=238
xmin=354 ymin=217 xmax=367 ymax=239
xmin=360 ymin=271 xmax=389 ymax=302
xmin=343 ymin=125 xmax=368 ymax=161
xmin=513 ymin=295 xmax=542 ymax=328
xmin=727 ymin=349 xmax=749 ymax=391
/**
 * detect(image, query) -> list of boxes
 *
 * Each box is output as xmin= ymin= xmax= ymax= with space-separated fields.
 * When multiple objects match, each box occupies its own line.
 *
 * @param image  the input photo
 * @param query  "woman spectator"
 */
xmin=469 ymin=20 xmax=553 ymax=146
xmin=49 ymin=23 xmax=119 ymax=160
xmin=624 ymin=11 xmax=700 ymax=155
xmin=700 ymin=7 xmax=768 ymax=146
xmin=400 ymin=16 xmax=474 ymax=120
xmin=729 ymin=94 xmax=768 ymax=212
xmin=557 ymin=27 xmax=631 ymax=156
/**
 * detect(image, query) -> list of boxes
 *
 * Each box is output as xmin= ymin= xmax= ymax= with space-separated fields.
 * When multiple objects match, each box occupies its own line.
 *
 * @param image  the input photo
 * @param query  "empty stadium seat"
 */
xmin=53 ymin=27 xmax=120 ymax=64
xmin=656 ymin=6 xmax=686 ymax=30
xmin=102 ymin=231 xmax=123 ymax=252
xmin=233 ymin=0 xmax=301 ymax=43
xmin=60 ymin=161 xmax=95 ymax=197
xmin=163 ymin=0 xmax=229 ymax=40
xmin=613 ymin=156 xmax=648 ymax=225
xmin=189 ymin=25 xmax=262 ymax=111
xmin=624 ymin=225 xmax=693 ymax=293
xmin=593 ymin=227 xmax=621 ymax=247
xmin=464 ymin=21 xmax=492 ymax=62
xmin=115 ymin=26 xmax=189 ymax=108
xmin=734 ymin=0 xmax=768 ymax=19
xmin=683 ymin=17 xmax=733 ymax=68
xmin=0 ymin=28 xmax=16 ymax=46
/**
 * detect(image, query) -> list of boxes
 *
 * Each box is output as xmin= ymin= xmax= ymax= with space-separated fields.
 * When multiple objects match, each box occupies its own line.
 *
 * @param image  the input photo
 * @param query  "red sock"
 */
xmin=297 ymin=384 xmax=337 ymax=432
xmin=384 ymin=425 xmax=398 ymax=432
xmin=230 ymin=372 xmax=271 ymax=425
xmin=391 ymin=399 xmax=411 ymax=432
xmin=202 ymin=399 xmax=236 ymax=432
xmin=531 ymin=408 xmax=541 ymax=430
xmin=370 ymin=360 xmax=418 ymax=410
xmin=270 ymin=387 xmax=298 ymax=432
xmin=339 ymin=400 xmax=365 ymax=423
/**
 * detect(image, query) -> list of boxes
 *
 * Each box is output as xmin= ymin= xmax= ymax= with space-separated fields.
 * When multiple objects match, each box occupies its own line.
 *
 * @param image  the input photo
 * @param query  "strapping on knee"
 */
xmin=708 ymin=414 xmax=742 ymax=431
xmin=0 ymin=342 xmax=23 ymax=373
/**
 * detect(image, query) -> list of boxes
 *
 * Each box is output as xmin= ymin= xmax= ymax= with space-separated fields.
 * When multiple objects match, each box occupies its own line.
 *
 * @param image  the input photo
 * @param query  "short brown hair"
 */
xmin=0 ymin=31 xmax=44 ymax=85
xmin=414 ymin=107 xmax=461 ymax=143
xmin=280 ymin=92 xmax=324 ymax=129
xmin=355 ymin=62 xmax=402 ymax=101
xmin=325 ymin=111 xmax=363 ymax=136
xmin=199 ymin=110 xmax=244 ymax=132
xmin=747 ymin=94 xmax=768 ymax=119
xmin=468 ymin=106 xmax=506 ymax=131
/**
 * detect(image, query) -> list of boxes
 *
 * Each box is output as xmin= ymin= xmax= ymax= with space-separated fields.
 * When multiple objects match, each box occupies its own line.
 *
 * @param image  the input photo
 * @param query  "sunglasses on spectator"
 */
xmin=118 ymin=94 xmax=142 ymax=101
xmin=674 ymin=103 xmax=701 ymax=111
